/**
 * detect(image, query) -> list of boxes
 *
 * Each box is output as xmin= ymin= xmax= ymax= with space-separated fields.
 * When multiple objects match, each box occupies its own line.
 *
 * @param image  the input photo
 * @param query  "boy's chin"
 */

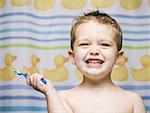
xmin=83 ymin=67 xmax=104 ymax=76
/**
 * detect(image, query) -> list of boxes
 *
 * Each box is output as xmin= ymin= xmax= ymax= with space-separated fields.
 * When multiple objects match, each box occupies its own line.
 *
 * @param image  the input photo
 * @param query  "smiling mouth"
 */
xmin=85 ymin=59 xmax=104 ymax=63
xmin=85 ymin=59 xmax=104 ymax=67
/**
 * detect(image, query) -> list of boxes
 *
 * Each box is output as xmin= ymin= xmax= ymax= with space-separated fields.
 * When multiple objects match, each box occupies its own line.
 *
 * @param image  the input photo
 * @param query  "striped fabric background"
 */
xmin=0 ymin=0 xmax=149 ymax=112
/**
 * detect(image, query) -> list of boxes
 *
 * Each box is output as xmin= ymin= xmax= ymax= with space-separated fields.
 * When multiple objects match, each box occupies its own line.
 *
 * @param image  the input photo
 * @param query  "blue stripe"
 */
xmin=0 ymin=20 xmax=149 ymax=27
xmin=123 ymin=30 xmax=150 ymax=34
xmin=111 ymin=14 xmax=150 ymax=19
xmin=0 ymin=96 xmax=45 ymax=100
xmin=0 ymin=85 xmax=150 ymax=90
xmin=0 ymin=12 xmax=150 ymax=19
xmin=0 ymin=21 xmax=72 ymax=27
xmin=119 ymin=85 xmax=150 ymax=90
xmin=123 ymin=38 xmax=150 ymax=41
xmin=142 ymin=96 xmax=150 ymax=100
xmin=0 ymin=95 xmax=149 ymax=101
xmin=0 ymin=106 xmax=149 ymax=111
xmin=119 ymin=22 xmax=150 ymax=27
xmin=146 ymin=106 xmax=150 ymax=111
xmin=0 ymin=85 xmax=74 ymax=90
xmin=0 ymin=36 xmax=149 ymax=42
xmin=0 ymin=28 xmax=69 ymax=35
xmin=0 ymin=85 xmax=33 ymax=90
xmin=0 ymin=36 xmax=70 ymax=42
xmin=0 ymin=106 xmax=47 ymax=111
xmin=0 ymin=28 xmax=149 ymax=35
xmin=0 ymin=12 xmax=76 ymax=19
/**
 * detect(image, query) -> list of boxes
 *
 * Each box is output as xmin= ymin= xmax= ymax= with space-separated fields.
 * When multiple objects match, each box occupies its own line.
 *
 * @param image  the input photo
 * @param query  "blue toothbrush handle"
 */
xmin=21 ymin=73 xmax=47 ymax=84
xmin=21 ymin=73 xmax=28 ymax=77
xmin=41 ymin=79 xmax=47 ymax=84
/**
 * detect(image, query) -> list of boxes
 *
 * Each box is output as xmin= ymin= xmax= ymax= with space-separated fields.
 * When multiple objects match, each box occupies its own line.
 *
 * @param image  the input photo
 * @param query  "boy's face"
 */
xmin=69 ymin=20 xmax=123 ymax=78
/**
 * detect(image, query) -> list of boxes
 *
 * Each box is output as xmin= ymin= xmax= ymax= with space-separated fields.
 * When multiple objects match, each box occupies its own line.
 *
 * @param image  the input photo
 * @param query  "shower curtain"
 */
xmin=0 ymin=0 xmax=149 ymax=113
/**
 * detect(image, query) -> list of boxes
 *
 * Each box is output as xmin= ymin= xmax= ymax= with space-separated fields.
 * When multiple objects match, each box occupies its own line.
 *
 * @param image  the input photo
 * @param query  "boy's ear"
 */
xmin=115 ymin=50 xmax=124 ymax=65
xmin=68 ymin=50 xmax=75 ymax=64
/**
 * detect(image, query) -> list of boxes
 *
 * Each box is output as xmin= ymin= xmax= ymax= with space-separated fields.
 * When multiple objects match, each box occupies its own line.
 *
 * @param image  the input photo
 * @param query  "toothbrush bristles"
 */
xmin=14 ymin=70 xmax=23 ymax=75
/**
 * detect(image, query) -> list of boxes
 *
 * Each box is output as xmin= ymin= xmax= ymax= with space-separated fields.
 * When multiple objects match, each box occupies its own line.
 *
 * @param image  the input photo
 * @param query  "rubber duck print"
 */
xmin=148 ymin=0 xmax=150 ymax=7
xmin=0 ymin=53 xmax=17 ymax=81
xmin=11 ymin=0 xmax=31 ymax=6
xmin=111 ymin=55 xmax=128 ymax=81
xmin=22 ymin=54 xmax=40 ymax=74
xmin=43 ymin=55 xmax=69 ymax=82
xmin=92 ymin=0 xmax=115 ymax=8
xmin=61 ymin=0 xmax=87 ymax=9
xmin=120 ymin=0 xmax=142 ymax=10
xmin=0 ymin=0 xmax=5 ymax=8
xmin=34 ymin=0 xmax=55 ymax=11
xmin=131 ymin=55 xmax=150 ymax=81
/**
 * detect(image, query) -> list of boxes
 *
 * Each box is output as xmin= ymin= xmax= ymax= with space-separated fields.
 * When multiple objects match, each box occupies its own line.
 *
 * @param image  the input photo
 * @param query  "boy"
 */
xmin=26 ymin=11 xmax=146 ymax=113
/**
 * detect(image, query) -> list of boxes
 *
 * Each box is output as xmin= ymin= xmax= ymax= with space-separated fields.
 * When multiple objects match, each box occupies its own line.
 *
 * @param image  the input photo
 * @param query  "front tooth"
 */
xmin=86 ymin=59 xmax=101 ymax=64
xmin=91 ymin=60 xmax=98 ymax=63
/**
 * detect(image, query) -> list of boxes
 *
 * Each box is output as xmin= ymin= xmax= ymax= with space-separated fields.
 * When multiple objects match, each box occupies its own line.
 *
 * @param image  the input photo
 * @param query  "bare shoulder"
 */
xmin=57 ymin=88 xmax=77 ymax=104
xmin=57 ymin=86 xmax=78 ymax=97
xmin=57 ymin=89 xmax=74 ymax=113
xmin=57 ymin=88 xmax=74 ymax=97
xmin=125 ymin=91 xmax=144 ymax=103
xmin=125 ymin=91 xmax=146 ymax=113
xmin=57 ymin=87 xmax=79 ymax=105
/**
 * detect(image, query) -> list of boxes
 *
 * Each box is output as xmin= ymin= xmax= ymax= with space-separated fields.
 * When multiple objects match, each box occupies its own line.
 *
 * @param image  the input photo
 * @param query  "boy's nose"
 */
xmin=89 ymin=47 xmax=100 ymax=56
xmin=90 ymin=51 xmax=99 ymax=56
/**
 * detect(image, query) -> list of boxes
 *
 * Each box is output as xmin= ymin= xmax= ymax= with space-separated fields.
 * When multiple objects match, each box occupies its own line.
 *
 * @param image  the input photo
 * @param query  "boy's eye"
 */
xmin=79 ymin=43 xmax=89 ymax=46
xmin=101 ymin=43 xmax=110 ymax=47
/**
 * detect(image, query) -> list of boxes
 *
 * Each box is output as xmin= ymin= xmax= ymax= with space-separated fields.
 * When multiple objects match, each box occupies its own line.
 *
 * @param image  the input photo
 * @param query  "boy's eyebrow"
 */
xmin=75 ymin=39 xmax=90 ymax=43
xmin=98 ymin=38 xmax=113 ymax=41
xmin=98 ymin=39 xmax=114 ymax=43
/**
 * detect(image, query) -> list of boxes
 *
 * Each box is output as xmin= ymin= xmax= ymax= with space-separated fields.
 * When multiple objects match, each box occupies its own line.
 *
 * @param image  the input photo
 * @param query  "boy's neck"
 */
xmin=79 ymin=74 xmax=115 ymax=91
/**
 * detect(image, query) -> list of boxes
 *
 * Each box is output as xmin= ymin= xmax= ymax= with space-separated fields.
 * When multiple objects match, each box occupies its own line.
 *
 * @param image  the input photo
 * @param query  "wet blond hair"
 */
xmin=70 ymin=10 xmax=122 ymax=51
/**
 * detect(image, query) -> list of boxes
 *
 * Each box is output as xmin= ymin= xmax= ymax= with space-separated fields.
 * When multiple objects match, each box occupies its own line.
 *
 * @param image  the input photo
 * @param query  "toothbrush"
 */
xmin=14 ymin=70 xmax=47 ymax=84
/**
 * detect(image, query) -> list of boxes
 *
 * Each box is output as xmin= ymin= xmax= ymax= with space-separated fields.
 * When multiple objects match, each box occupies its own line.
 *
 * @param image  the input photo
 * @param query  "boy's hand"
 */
xmin=26 ymin=73 xmax=54 ymax=95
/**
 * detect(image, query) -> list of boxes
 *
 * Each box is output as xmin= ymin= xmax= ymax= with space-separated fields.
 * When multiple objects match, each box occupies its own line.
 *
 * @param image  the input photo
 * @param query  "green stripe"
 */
xmin=0 ymin=44 xmax=149 ymax=50
xmin=0 ymin=44 xmax=69 ymax=50
xmin=123 ymin=45 xmax=150 ymax=49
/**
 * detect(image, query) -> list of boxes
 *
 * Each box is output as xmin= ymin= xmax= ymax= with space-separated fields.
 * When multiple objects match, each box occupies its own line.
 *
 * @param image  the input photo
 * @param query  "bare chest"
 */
xmin=67 ymin=95 xmax=133 ymax=113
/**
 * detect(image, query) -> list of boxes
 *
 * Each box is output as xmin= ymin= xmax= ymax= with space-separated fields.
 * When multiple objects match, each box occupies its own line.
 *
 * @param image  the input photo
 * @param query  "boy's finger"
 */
xmin=26 ymin=73 xmax=38 ymax=86
xmin=26 ymin=74 xmax=32 ymax=85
